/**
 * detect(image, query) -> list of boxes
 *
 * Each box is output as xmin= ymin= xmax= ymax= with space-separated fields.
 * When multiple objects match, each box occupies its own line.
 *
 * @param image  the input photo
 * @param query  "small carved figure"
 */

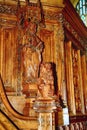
xmin=37 ymin=63 xmax=54 ymax=98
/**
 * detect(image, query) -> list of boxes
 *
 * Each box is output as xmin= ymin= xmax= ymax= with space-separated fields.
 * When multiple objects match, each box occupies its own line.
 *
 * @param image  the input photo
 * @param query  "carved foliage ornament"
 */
xmin=63 ymin=19 xmax=84 ymax=45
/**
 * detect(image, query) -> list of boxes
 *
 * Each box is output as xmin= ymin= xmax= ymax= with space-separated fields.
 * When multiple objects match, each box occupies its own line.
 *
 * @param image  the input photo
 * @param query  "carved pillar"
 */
xmin=81 ymin=55 xmax=87 ymax=113
xmin=72 ymin=50 xmax=85 ymax=114
xmin=38 ymin=113 xmax=53 ymax=130
xmin=65 ymin=41 xmax=76 ymax=115
xmin=76 ymin=50 xmax=85 ymax=114
xmin=34 ymin=99 xmax=57 ymax=130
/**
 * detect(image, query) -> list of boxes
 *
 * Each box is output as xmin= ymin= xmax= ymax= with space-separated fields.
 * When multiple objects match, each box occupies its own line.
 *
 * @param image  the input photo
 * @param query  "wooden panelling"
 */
xmin=39 ymin=29 xmax=54 ymax=63
xmin=0 ymin=28 xmax=17 ymax=92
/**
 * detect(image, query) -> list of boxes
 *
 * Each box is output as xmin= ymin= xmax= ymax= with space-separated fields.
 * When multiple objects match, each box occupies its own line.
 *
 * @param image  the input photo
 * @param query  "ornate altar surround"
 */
xmin=0 ymin=0 xmax=87 ymax=130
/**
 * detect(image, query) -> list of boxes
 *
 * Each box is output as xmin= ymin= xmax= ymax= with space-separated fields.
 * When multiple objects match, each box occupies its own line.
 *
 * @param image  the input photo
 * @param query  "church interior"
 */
xmin=0 ymin=0 xmax=87 ymax=129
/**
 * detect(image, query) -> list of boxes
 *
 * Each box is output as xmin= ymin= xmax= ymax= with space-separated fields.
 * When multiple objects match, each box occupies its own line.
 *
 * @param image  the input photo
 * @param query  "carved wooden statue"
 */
xmin=20 ymin=19 xmax=44 ymax=97
xmin=37 ymin=62 xmax=54 ymax=98
xmin=17 ymin=0 xmax=44 ymax=96
xmin=22 ymin=20 xmax=44 ymax=84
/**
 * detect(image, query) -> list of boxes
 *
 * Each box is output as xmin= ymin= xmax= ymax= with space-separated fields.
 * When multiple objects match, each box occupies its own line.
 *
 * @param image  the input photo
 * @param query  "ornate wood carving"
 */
xmin=72 ymin=49 xmax=82 ymax=113
xmin=17 ymin=21 xmax=44 ymax=97
xmin=21 ymin=22 xmax=44 ymax=94
xmin=17 ymin=0 xmax=44 ymax=97
xmin=64 ymin=19 xmax=84 ymax=46
xmin=44 ymin=11 xmax=63 ymax=22
xmin=37 ymin=62 xmax=54 ymax=98
xmin=72 ymin=49 xmax=85 ymax=114
xmin=0 ymin=0 xmax=45 ymax=120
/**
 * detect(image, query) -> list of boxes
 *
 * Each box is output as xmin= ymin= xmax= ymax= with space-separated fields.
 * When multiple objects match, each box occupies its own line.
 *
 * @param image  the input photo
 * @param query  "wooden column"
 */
xmin=38 ymin=111 xmax=55 ymax=130
xmin=65 ymin=41 xmax=76 ymax=115
xmin=81 ymin=54 xmax=87 ymax=113
xmin=34 ymin=98 xmax=56 ymax=130
xmin=76 ymin=50 xmax=85 ymax=114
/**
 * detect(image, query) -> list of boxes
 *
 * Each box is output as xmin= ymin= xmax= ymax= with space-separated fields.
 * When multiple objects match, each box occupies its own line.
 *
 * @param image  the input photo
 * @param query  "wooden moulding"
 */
xmin=63 ymin=0 xmax=87 ymax=39
xmin=0 ymin=76 xmax=37 ymax=120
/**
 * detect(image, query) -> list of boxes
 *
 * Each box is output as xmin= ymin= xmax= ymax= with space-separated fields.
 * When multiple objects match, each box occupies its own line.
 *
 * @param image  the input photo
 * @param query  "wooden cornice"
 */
xmin=62 ymin=0 xmax=87 ymax=51
xmin=64 ymin=28 xmax=86 ymax=53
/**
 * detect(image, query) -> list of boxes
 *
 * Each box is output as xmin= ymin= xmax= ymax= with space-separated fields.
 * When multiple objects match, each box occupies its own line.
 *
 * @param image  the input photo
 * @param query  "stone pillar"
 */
xmin=33 ymin=97 xmax=58 ymax=130
xmin=38 ymin=113 xmax=53 ymax=130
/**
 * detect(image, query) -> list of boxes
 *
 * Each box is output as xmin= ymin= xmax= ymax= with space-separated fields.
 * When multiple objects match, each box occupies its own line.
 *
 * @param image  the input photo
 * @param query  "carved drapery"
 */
xmin=17 ymin=21 xmax=44 ymax=96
